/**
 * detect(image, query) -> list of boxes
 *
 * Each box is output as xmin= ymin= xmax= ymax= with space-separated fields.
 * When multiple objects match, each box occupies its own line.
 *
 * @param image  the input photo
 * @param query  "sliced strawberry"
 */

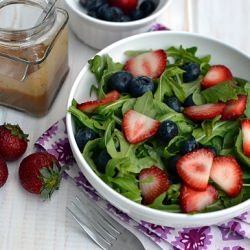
xmin=176 ymin=148 xmax=215 ymax=191
xmin=183 ymin=103 xmax=226 ymax=121
xmin=139 ymin=166 xmax=170 ymax=205
xmin=201 ymin=65 xmax=233 ymax=89
xmin=124 ymin=50 xmax=167 ymax=79
xmin=122 ymin=110 xmax=160 ymax=144
xmin=221 ymin=95 xmax=247 ymax=120
xmin=241 ymin=119 xmax=250 ymax=157
xmin=77 ymin=90 xmax=120 ymax=113
xmin=180 ymin=184 xmax=218 ymax=213
xmin=210 ymin=156 xmax=243 ymax=197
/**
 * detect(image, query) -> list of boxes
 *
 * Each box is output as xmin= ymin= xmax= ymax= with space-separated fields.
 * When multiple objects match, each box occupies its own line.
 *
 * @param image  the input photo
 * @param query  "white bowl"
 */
xmin=66 ymin=31 xmax=250 ymax=227
xmin=63 ymin=0 xmax=172 ymax=50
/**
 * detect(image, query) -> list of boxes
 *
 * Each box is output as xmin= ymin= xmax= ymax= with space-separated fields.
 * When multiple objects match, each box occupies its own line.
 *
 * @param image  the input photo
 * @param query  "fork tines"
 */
xmin=67 ymin=195 xmax=122 ymax=250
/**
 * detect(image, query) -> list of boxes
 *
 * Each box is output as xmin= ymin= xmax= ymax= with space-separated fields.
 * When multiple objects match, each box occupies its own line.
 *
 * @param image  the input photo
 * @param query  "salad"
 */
xmin=69 ymin=45 xmax=250 ymax=214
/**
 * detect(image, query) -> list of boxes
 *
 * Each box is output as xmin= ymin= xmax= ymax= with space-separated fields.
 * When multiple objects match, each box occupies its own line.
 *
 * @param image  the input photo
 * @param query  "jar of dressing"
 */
xmin=0 ymin=0 xmax=69 ymax=116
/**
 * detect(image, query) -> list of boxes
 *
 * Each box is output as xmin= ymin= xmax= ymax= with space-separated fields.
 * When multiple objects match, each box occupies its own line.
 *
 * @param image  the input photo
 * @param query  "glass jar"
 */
xmin=0 ymin=0 xmax=69 ymax=116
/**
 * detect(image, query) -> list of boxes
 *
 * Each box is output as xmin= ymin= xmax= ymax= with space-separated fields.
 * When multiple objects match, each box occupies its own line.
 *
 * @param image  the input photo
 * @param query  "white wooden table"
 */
xmin=0 ymin=0 xmax=249 ymax=249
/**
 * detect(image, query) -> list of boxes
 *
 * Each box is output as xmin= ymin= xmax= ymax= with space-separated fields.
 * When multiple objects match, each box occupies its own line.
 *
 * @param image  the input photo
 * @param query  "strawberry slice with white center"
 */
xmin=176 ymin=148 xmax=215 ymax=191
xmin=183 ymin=103 xmax=226 ymax=121
xmin=139 ymin=166 xmax=170 ymax=205
xmin=221 ymin=95 xmax=247 ymax=120
xmin=124 ymin=50 xmax=167 ymax=79
xmin=201 ymin=65 xmax=233 ymax=89
xmin=210 ymin=156 xmax=243 ymax=197
xmin=122 ymin=110 xmax=160 ymax=144
xmin=180 ymin=185 xmax=218 ymax=213
xmin=241 ymin=119 xmax=250 ymax=157
xmin=77 ymin=90 xmax=120 ymax=113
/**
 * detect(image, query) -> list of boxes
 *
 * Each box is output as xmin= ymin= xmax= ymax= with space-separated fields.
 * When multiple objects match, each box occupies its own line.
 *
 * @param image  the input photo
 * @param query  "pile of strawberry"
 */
xmin=72 ymin=48 xmax=250 ymax=214
xmin=0 ymin=123 xmax=63 ymax=199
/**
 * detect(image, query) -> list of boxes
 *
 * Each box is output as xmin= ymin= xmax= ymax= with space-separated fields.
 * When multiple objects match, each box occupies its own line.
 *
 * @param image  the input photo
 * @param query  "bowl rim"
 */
xmin=66 ymin=31 xmax=250 ymax=225
xmin=64 ymin=0 xmax=172 ymax=28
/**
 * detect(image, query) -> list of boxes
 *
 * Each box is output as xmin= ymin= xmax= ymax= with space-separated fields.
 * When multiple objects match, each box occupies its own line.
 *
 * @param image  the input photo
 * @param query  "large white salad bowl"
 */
xmin=66 ymin=31 xmax=250 ymax=227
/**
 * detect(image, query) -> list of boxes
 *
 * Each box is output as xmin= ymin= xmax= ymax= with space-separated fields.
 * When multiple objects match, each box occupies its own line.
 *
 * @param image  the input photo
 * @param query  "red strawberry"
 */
xmin=241 ymin=119 xmax=250 ymax=157
xmin=0 ymin=156 xmax=8 ymax=188
xmin=221 ymin=95 xmax=247 ymax=120
xmin=124 ymin=50 xmax=167 ymax=79
xmin=0 ymin=123 xmax=28 ymax=161
xmin=183 ymin=103 xmax=226 ymax=121
xmin=210 ymin=156 xmax=242 ymax=197
xmin=107 ymin=0 xmax=138 ymax=14
xmin=180 ymin=185 xmax=218 ymax=213
xmin=176 ymin=148 xmax=215 ymax=190
xmin=122 ymin=110 xmax=160 ymax=144
xmin=201 ymin=65 xmax=233 ymax=89
xmin=19 ymin=152 xmax=63 ymax=199
xmin=139 ymin=166 xmax=170 ymax=205
xmin=77 ymin=90 xmax=120 ymax=113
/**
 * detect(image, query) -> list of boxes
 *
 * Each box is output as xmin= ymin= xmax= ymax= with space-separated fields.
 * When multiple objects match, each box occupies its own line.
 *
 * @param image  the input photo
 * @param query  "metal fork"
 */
xmin=67 ymin=195 xmax=145 ymax=250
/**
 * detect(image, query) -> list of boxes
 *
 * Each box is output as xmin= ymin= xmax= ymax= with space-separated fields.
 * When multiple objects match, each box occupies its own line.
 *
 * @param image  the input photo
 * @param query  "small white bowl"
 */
xmin=63 ymin=0 xmax=172 ymax=50
xmin=66 ymin=31 xmax=250 ymax=227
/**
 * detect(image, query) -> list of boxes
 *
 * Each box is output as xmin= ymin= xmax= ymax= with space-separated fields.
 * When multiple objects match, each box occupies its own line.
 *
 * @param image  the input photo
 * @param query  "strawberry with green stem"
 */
xmin=0 ymin=123 xmax=29 ymax=161
xmin=19 ymin=152 xmax=64 ymax=199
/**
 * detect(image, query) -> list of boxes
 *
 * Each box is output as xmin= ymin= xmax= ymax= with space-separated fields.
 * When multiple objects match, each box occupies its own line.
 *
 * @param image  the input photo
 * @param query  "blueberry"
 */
xmin=93 ymin=149 xmax=111 ymax=174
xmin=167 ymin=155 xmax=180 ymax=173
xmin=97 ymin=5 xmax=124 ymax=22
xmin=181 ymin=63 xmax=200 ymax=83
xmin=80 ymin=0 xmax=106 ymax=12
xmin=87 ymin=10 xmax=98 ymax=18
xmin=128 ymin=76 xmax=155 ymax=97
xmin=110 ymin=7 xmax=124 ymax=22
xmin=157 ymin=120 xmax=178 ymax=142
xmin=139 ymin=0 xmax=156 ymax=17
xmin=107 ymin=71 xmax=133 ymax=93
xmin=183 ymin=94 xmax=195 ymax=107
xmin=75 ymin=127 xmax=97 ymax=151
xmin=130 ymin=9 xmax=144 ymax=20
xmin=164 ymin=96 xmax=182 ymax=112
xmin=180 ymin=137 xmax=200 ymax=155
xmin=166 ymin=155 xmax=182 ymax=183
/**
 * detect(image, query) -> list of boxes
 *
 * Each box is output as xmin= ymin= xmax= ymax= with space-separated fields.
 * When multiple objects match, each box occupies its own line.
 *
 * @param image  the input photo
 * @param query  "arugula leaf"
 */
xmin=109 ymin=176 xmax=141 ymax=202
xmin=154 ymin=67 xmax=186 ymax=102
xmin=182 ymin=78 xmax=202 ymax=97
xmin=163 ymin=135 xmax=188 ymax=158
xmin=193 ymin=119 xmax=239 ymax=145
xmin=149 ymin=185 xmax=181 ymax=212
xmin=69 ymin=105 xmax=99 ymax=133
xmin=201 ymin=82 xmax=238 ymax=103
xmin=88 ymin=55 xmax=123 ymax=98
xmin=244 ymin=82 xmax=250 ymax=118
xmin=166 ymin=46 xmax=211 ymax=74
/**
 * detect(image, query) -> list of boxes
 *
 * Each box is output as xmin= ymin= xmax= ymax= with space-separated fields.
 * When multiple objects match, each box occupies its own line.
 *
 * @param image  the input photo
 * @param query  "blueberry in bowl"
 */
xmin=79 ymin=0 xmax=157 ymax=22
xmin=64 ymin=0 xmax=172 ymax=49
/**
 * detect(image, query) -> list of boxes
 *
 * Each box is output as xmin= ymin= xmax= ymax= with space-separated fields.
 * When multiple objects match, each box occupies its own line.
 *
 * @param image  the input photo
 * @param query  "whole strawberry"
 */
xmin=108 ymin=0 xmax=138 ymax=14
xmin=0 ymin=123 xmax=28 ymax=161
xmin=19 ymin=152 xmax=63 ymax=199
xmin=0 ymin=156 xmax=8 ymax=188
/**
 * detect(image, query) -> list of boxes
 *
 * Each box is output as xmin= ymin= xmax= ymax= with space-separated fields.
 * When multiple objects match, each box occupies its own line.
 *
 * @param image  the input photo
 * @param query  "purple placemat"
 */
xmin=35 ymin=117 xmax=250 ymax=250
